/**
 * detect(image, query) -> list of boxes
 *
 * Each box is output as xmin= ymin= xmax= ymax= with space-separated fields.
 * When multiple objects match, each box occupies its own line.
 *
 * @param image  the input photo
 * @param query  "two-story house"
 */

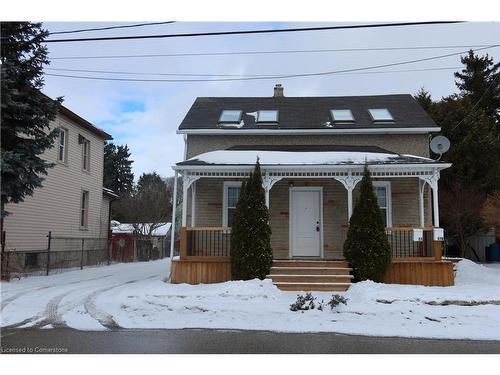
xmin=3 ymin=101 xmax=114 ymax=273
xmin=169 ymin=85 xmax=454 ymax=290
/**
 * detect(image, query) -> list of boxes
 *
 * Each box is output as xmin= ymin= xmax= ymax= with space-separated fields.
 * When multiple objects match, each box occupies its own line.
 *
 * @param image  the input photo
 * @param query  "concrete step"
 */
xmin=270 ymin=267 xmax=352 ymax=276
xmin=274 ymin=282 xmax=351 ymax=292
xmin=272 ymin=260 xmax=348 ymax=268
xmin=267 ymin=274 xmax=353 ymax=284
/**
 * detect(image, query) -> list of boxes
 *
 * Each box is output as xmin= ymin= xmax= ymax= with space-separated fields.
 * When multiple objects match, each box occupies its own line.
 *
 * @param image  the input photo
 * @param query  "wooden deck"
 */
xmin=385 ymin=258 xmax=454 ymax=286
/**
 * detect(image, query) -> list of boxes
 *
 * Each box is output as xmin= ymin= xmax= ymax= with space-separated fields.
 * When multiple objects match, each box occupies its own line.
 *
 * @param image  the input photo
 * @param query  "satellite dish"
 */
xmin=430 ymin=135 xmax=450 ymax=158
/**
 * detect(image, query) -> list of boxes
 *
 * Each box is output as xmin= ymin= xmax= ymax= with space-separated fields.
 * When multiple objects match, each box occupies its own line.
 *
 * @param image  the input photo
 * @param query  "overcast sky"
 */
xmin=41 ymin=22 xmax=500 ymax=178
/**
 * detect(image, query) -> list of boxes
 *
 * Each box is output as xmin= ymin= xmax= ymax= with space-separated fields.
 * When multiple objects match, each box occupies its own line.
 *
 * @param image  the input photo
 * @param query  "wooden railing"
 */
xmin=385 ymin=227 xmax=440 ymax=260
xmin=179 ymin=227 xmax=231 ymax=260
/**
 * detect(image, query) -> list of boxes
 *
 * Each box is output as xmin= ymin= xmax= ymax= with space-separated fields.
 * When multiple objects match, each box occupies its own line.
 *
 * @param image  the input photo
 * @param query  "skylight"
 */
xmin=368 ymin=108 xmax=394 ymax=122
xmin=257 ymin=110 xmax=279 ymax=123
xmin=219 ymin=110 xmax=242 ymax=123
xmin=331 ymin=109 xmax=355 ymax=122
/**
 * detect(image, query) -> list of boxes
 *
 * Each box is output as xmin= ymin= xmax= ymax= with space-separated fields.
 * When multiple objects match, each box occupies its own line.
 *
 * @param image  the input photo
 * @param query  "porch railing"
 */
xmin=385 ymin=227 xmax=436 ymax=259
xmin=179 ymin=227 xmax=231 ymax=259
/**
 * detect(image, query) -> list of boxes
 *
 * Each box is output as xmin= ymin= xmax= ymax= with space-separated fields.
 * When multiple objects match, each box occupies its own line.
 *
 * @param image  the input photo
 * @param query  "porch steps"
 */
xmin=267 ymin=260 xmax=353 ymax=291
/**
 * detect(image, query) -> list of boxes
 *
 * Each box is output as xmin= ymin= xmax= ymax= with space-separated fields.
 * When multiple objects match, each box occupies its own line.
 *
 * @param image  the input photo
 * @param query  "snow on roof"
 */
xmin=178 ymin=149 xmax=435 ymax=167
xmin=111 ymin=222 xmax=171 ymax=236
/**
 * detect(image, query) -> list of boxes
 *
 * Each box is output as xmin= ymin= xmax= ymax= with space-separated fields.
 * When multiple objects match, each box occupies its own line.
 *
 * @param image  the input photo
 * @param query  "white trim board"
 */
xmin=177 ymin=127 xmax=441 ymax=135
xmin=373 ymin=180 xmax=393 ymax=227
xmin=222 ymin=181 xmax=242 ymax=227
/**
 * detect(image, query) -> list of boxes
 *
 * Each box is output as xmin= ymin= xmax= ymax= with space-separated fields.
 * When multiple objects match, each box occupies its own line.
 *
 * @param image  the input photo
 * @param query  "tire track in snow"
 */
xmin=1 ymin=274 xmax=113 ymax=311
xmin=83 ymin=275 xmax=160 ymax=330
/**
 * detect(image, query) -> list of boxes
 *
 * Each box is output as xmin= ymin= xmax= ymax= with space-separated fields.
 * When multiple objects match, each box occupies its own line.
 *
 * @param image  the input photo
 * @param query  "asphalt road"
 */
xmin=1 ymin=328 xmax=499 ymax=354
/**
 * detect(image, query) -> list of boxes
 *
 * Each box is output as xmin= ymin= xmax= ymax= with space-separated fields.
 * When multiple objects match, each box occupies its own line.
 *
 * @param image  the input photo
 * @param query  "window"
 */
xmin=57 ymin=128 xmax=67 ymax=162
xmin=373 ymin=181 xmax=392 ymax=227
xmin=80 ymin=190 xmax=89 ymax=228
xmin=82 ymin=138 xmax=90 ymax=171
xmin=219 ymin=110 xmax=242 ymax=123
xmin=223 ymin=182 xmax=242 ymax=227
xmin=257 ymin=110 xmax=279 ymax=123
xmin=331 ymin=109 xmax=355 ymax=122
xmin=368 ymin=108 xmax=394 ymax=122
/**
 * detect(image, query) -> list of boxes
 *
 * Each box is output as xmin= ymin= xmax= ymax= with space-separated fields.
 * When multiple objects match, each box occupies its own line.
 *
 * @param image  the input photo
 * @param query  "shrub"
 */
xmin=327 ymin=294 xmax=348 ymax=310
xmin=290 ymin=293 xmax=316 ymax=311
xmin=230 ymin=159 xmax=273 ymax=280
xmin=343 ymin=165 xmax=392 ymax=282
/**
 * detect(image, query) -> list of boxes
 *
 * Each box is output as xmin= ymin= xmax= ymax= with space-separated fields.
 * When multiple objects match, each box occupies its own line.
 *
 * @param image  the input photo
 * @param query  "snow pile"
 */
xmin=455 ymin=259 xmax=500 ymax=286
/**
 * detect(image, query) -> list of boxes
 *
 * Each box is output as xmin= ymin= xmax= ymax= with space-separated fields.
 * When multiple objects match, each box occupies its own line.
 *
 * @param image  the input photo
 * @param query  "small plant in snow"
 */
xmin=327 ymin=294 xmax=348 ymax=310
xmin=290 ymin=293 xmax=316 ymax=311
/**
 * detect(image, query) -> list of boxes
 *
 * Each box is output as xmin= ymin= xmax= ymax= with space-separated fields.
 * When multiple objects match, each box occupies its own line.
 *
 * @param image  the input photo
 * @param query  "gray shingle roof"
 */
xmin=178 ymin=94 xmax=438 ymax=130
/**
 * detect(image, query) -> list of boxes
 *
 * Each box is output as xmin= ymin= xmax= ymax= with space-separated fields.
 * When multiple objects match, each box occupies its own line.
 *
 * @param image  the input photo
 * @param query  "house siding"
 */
xmin=185 ymin=134 xmax=430 ymax=159
xmin=189 ymin=177 xmax=431 ymax=260
xmin=4 ymin=113 xmax=109 ymax=252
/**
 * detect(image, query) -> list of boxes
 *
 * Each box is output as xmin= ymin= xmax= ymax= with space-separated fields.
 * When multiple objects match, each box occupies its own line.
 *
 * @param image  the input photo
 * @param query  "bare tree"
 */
xmin=481 ymin=190 xmax=500 ymax=241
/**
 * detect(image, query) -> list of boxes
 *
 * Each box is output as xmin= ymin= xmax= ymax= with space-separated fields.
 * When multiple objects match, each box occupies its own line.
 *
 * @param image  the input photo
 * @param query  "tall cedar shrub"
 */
xmin=230 ymin=160 xmax=273 ymax=280
xmin=343 ymin=166 xmax=391 ymax=282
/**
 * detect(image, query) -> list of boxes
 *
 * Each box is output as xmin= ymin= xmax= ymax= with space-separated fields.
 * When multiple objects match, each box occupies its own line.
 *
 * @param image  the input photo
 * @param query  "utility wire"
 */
xmin=44 ymin=45 xmax=498 ymax=83
xmin=50 ymin=44 xmax=492 ymax=60
xmin=45 ymin=66 xmax=463 ymax=78
xmin=43 ymin=21 xmax=463 ymax=43
xmin=49 ymin=22 xmax=176 ymax=35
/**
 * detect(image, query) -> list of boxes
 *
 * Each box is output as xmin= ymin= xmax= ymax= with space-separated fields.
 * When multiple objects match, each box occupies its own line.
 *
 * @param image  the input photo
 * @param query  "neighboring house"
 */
xmin=3 ymin=101 xmax=114 ymax=272
xmin=170 ymin=85 xmax=454 ymax=289
xmin=110 ymin=221 xmax=171 ymax=262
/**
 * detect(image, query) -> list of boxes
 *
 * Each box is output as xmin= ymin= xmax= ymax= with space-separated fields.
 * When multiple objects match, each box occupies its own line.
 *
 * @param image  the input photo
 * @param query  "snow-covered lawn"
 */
xmin=1 ymin=258 xmax=499 ymax=340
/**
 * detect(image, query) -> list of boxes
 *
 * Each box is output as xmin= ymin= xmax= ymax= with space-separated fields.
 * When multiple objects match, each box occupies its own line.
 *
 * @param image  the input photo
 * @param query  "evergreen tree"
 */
xmin=454 ymin=50 xmax=500 ymax=124
xmin=1 ymin=22 xmax=63 ymax=218
xmin=230 ymin=160 xmax=273 ymax=280
xmin=103 ymin=142 xmax=134 ymax=195
xmin=414 ymin=87 xmax=434 ymax=113
xmin=343 ymin=166 xmax=391 ymax=282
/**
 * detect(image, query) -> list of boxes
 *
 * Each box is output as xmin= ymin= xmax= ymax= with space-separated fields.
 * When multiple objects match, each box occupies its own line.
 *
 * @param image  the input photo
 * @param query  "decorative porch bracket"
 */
xmin=262 ymin=173 xmax=283 ymax=208
xmin=418 ymin=170 xmax=440 ymax=227
xmin=334 ymin=173 xmax=362 ymax=220
xmin=181 ymin=174 xmax=201 ymax=226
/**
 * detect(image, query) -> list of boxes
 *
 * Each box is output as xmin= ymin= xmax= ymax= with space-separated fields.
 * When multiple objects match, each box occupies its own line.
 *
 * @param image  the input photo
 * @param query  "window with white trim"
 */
xmin=80 ymin=190 xmax=89 ymax=228
xmin=330 ymin=109 xmax=355 ymax=122
xmin=368 ymin=108 xmax=394 ymax=122
xmin=223 ymin=182 xmax=242 ymax=227
xmin=373 ymin=181 xmax=392 ymax=227
xmin=57 ymin=128 xmax=68 ymax=162
xmin=82 ymin=138 xmax=90 ymax=171
xmin=219 ymin=110 xmax=242 ymax=123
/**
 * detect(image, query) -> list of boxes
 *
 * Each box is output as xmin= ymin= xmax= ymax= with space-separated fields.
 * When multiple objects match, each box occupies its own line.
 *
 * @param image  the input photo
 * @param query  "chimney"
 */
xmin=273 ymin=84 xmax=284 ymax=97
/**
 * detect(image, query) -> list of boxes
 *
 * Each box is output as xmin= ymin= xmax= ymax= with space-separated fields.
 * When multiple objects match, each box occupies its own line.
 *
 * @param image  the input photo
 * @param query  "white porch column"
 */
xmin=262 ymin=172 xmax=283 ymax=209
xmin=334 ymin=172 xmax=362 ymax=221
xmin=418 ymin=179 xmax=426 ymax=227
xmin=168 ymin=171 xmax=179 ymax=279
xmin=419 ymin=170 xmax=440 ymax=227
xmin=191 ymin=180 xmax=196 ymax=226
xmin=181 ymin=174 xmax=201 ymax=227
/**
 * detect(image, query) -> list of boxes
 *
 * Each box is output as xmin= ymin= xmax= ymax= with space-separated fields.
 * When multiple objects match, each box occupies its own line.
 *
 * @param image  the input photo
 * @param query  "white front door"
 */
xmin=290 ymin=188 xmax=322 ymax=257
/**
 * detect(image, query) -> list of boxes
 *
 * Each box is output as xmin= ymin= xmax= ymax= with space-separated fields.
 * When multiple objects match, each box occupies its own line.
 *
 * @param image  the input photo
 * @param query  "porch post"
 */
xmin=334 ymin=172 xmax=362 ymax=221
xmin=168 ymin=171 xmax=178 ymax=278
xmin=181 ymin=178 xmax=188 ymax=227
xmin=191 ymin=180 xmax=196 ymax=226
xmin=432 ymin=180 xmax=440 ymax=227
xmin=418 ymin=179 xmax=425 ymax=227
xmin=262 ymin=172 xmax=283 ymax=209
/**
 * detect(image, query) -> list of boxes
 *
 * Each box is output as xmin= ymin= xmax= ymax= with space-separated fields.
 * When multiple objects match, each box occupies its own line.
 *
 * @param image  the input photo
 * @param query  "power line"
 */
xmin=43 ymin=21 xmax=463 ymax=43
xmin=44 ymin=45 xmax=498 ymax=83
xmin=49 ymin=22 xmax=176 ymax=35
xmin=50 ymin=43 xmax=492 ymax=60
xmin=45 ymin=66 xmax=463 ymax=78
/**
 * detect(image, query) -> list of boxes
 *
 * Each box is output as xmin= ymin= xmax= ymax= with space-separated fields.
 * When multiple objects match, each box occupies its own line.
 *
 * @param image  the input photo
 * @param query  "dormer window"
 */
xmin=219 ymin=110 xmax=242 ymax=124
xmin=331 ymin=109 xmax=355 ymax=122
xmin=257 ymin=110 xmax=278 ymax=124
xmin=368 ymin=108 xmax=394 ymax=122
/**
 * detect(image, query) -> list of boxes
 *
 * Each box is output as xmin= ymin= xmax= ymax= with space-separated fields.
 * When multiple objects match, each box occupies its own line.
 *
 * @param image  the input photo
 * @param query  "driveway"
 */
xmin=1 ymin=328 xmax=499 ymax=354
